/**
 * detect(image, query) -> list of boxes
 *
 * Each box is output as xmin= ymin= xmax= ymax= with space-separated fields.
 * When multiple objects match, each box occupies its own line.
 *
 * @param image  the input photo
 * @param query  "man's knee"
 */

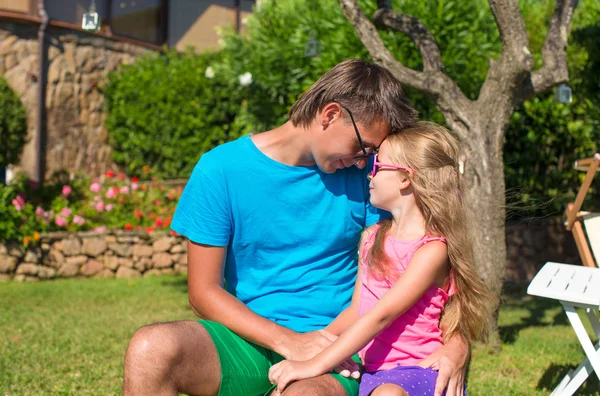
xmin=280 ymin=376 xmax=347 ymax=396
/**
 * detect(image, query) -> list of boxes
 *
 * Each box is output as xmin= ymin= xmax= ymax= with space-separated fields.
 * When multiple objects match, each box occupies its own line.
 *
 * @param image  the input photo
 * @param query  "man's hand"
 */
xmin=277 ymin=329 xmax=360 ymax=379
xmin=417 ymin=337 xmax=469 ymax=396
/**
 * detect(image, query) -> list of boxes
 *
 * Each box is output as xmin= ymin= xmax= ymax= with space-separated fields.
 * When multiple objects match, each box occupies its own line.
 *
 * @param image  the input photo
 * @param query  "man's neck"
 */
xmin=250 ymin=121 xmax=316 ymax=167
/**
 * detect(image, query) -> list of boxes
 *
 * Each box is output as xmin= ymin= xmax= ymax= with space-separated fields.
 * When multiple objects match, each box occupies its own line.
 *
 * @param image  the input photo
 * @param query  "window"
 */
xmin=111 ymin=0 xmax=165 ymax=44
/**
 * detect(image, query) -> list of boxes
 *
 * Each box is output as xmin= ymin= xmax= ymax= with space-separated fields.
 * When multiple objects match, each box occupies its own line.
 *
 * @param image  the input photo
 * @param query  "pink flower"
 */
xmin=105 ymin=187 xmax=118 ymax=199
xmin=72 ymin=215 xmax=85 ymax=225
xmin=62 ymin=185 xmax=72 ymax=196
xmin=105 ymin=204 xmax=114 ymax=211
xmin=91 ymin=225 xmax=107 ymax=233
xmin=35 ymin=206 xmax=44 ymax=216
xmin=11 ymin=194 xmax=25 ymax=211
xmin=55 ymin=216 xmax=67 ymax=227
xmin=94 ymin=195 xmax=102 ymax=201
xmin=60 ymin=207 xmax=72 ymax=217
xmin=131 ymin=182 xmax=139 ymax=191
xmin=90 ymin=182 xmax=101 ymax=192
xmin=95 ymin=201 xmax=105 ymax=211
xmin=119 ymin=186 xmax=130 ymax=194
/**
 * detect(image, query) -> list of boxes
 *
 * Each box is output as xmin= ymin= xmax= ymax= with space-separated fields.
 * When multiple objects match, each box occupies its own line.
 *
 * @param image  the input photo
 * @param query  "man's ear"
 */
xmin=320 ymin=102 xmax=342 ymax=127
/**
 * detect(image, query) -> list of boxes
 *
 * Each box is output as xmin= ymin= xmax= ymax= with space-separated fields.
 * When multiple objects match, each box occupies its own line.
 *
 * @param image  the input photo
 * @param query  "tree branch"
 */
xmin=372 ymin=9 xmax=443 ymax=73
xmin=338 ymin=0 xmax=473 ymax=140
xmin=488 ymin=0 xmax=532 ymax=66
xmin=519 ymin=0 xmax=579 ymax=102
xmin=338 ymin=0 xmax=425 ymax=88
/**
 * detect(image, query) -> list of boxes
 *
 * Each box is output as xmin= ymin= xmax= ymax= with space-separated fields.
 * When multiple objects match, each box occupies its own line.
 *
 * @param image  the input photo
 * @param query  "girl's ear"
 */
xmin=398 ymin=174 xmax=412 ymax=191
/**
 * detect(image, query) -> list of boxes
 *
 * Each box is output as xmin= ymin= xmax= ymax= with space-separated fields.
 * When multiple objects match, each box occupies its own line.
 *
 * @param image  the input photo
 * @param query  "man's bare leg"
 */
xmin=123 ymin=321 xmax=221 ymax=396
xmin=279 ymin=375 xmax=348 ymax=396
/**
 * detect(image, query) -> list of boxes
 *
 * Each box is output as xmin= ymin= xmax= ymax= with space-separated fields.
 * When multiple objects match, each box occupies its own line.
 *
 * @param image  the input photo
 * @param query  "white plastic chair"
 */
xmin=527 ymin=262 xmax=600 ymax=395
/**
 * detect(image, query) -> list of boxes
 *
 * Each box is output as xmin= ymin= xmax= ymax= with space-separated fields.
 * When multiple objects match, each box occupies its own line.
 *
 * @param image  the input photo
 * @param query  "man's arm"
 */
xmin=187 ymin=241 xmax=336 ymax=361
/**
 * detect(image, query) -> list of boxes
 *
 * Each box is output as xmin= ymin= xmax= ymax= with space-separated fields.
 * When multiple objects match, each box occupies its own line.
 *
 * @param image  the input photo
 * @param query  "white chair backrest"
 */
xmin=582 ymin=212 xmax=600 ymax=268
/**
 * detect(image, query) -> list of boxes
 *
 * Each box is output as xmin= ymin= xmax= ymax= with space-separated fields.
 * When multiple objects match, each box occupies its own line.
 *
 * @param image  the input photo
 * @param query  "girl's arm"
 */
xmin=269 ymin=241 xmax=449 ymax=392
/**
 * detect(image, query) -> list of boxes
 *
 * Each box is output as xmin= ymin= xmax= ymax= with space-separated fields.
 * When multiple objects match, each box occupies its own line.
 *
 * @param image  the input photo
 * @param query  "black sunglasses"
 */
xmin=332 ymin=100 xmax=375 ymax=159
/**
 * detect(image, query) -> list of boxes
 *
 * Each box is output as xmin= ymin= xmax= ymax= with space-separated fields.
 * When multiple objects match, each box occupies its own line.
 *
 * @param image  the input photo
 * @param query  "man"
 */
xmin=123 ymin=59 xmax=468 ymax=396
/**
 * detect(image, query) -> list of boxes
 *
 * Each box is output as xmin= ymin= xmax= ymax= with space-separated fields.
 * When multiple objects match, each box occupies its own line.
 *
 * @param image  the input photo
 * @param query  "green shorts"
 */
xmin=200 ymin=320 xmax=360 ymax=396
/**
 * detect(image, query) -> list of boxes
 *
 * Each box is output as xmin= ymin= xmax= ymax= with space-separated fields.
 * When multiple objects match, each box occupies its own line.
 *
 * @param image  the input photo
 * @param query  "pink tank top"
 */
xmin=358 ymin=224 xmax=456 ymax=372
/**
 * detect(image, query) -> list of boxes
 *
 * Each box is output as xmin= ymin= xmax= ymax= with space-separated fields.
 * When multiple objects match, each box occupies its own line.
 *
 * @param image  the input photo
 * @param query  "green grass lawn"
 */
xmin=0 ymin=277 xmax=598 ymax=395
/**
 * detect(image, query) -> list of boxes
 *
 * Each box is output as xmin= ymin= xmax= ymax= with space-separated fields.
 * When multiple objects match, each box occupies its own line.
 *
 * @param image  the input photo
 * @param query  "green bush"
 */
xmin=104 ymin=50 xmax=254 ymax=179
xmin=0 ymin=77 xmax=27 ymax=168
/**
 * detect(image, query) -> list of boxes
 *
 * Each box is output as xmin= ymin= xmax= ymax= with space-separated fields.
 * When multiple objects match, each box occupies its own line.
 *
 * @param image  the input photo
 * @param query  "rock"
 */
xmin=153 ymin=237 xmax=175 ymax=253
xmin=48 ymin=249 xmax=65 ymax=268
xmin=66 ymin=255 xmax=87 ymax=265
xmin=37 ymin=266 xmax=56 ymax=279
xmin=134 ymin=258 xmax=150 ymax=272
xmin=104 ymin=235 xmax=117 ymax=243
xmin=109 ymin=243 xmax=132 ymax=257
xmin=7 ymin=242 xmax=24 ymax=258
xmin=13 ymin=274 xmax=26 ymax=282
xmin=41 ymin=243 xmax=51 ymax=252
xmin=0 ymin=244 xmax=6 ymax=255
xmin=152 ymin=253 xmax=173 ymax=269
xmin=132 ymin=244 xmax=153 ymax=257
xmin=174 ymin=264 xmax=188 ymax=275
xmin=0 ymin=255 xmax=18 ymax=273
xmin=24 ymin=248 xmax=41 ymax=263
xmin=51 ymin=240 xmax=64 ymax=252
xmin=116 ymin=267 xmax=141 ymax=279
xmin=0 ymin=274 xmax=11 ymax=281
xmin=94 ymin=269 xmax=114 ymax=279
xmin=160 ymin=268 xmax=174 ymax=275
xmin=178 ymin=254 xmax=187 ymax=265
xmin=62 ymin=238 xmax=82 ymax=256
xmin=24 ymin=276 xmax=39 ymax=282
xmin=143 ymin=269 xmax=162 ymax=277
xmin=57 ymin=263 xmax=80 ymax=277
xmin=117 ymin=236 xmax=140 ymax=243
xmin=16 ymin=263 xmax=38 ymax=276
xmin=170 ymin=244 xmax=184 ymax=254
xmin=82 ymin=238 xmax=107 ymax=257
xmin=81 ymin=259 xmax=103 ymax=276
xmin=103 ymin=255 xmax=119 ymax=271
xmin=118 ymin=258 xmax=134 ymax=268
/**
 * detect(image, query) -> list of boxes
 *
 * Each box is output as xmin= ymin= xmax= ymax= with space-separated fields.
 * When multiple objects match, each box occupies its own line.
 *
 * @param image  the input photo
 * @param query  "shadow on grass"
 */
xmin=536 ymin=363 xmax=600 ymax=394
xmin=499 ymin=283 xmax=569 ymax=345
xmin=160 ymin=276 xmax=188 ymax=293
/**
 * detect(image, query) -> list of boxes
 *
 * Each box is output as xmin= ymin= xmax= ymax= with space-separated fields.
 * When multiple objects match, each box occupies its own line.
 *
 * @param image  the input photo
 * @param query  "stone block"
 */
xmin=94 ymin=269 xmax=115 ymax=279
xmin=82 ymin=238 xmax=107 ymax=257
xmin=0 ymin=255 xmax=18 ymax=273
xmin=66 ymin=255 xmax=87 ymax=266
xmin=132 ymin=244 xmax=153 ymax=258
xmin=16 ymin=263 xmax=38 ymax=276
xmin=116 ymin=267 xmax=141 ymax=279
xmin=62 ymin=238 xmax=82 ymax=256
xmin=153 ymin=237 xmax=175 ymax=253
xmin=81 ymin=259 xmax=103 ymax=276
xmin=103 ymin=255 xmax=119 ymax=271
xmin=37 ymin=266 xmax=56 ymax=279
xmin=109 ymin=243 xmax=132 ymax=257
xmin=57 ymin=263 xmax=79 ymax=277
xmin=143 ymin=269 xmax=162 ymax=278
xmin=152 ymin=252 xmax=173 ymax=269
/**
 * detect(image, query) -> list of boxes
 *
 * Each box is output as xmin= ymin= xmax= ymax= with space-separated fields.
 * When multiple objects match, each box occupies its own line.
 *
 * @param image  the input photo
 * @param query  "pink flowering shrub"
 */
xmin=1 ymin=168 xmax=182 ymax=245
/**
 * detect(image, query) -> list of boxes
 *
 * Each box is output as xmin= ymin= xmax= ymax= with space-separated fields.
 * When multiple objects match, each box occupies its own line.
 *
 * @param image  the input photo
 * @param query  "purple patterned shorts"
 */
xmin=359 ymin=365 xmax=466 ymax=396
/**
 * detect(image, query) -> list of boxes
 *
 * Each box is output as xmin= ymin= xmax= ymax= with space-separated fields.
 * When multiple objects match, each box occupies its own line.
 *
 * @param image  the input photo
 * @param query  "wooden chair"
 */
xmin=565 ymin=153 xmax=600 ymax=268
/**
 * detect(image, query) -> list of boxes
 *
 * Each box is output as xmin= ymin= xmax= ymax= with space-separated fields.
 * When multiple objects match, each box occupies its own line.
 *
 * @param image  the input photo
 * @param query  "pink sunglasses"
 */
xmin=371 ymin=153 xmax=415 ymax=177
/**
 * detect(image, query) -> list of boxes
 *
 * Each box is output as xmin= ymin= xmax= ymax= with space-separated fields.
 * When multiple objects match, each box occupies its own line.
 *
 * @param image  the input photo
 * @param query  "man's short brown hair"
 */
xmin=288 ymin=59 xmax=417 ymax=132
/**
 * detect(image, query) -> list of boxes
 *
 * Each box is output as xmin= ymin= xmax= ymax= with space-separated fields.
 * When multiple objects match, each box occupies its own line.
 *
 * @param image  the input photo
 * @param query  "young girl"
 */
xmin=268 ymin=122 xmax=495 ymax=396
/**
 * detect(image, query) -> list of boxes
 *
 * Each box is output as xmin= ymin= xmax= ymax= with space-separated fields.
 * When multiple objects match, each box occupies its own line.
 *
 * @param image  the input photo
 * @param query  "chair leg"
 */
xmin=555 ymin=304 xmax=600 ymax=396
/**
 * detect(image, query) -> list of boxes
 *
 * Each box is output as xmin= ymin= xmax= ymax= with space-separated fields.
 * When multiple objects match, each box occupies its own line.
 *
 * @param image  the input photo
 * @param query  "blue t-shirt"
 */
xmin=171 ymin=136 xmax=384 ymax=332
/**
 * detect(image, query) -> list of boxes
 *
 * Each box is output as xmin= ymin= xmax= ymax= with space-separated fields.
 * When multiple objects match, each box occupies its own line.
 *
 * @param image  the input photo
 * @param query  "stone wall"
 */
xmin=0 ymin=218 xmax=585 ymax=282
xmin=504 ymin=218 xmax=581 ymax=282
xmin=0 ymin=231 xmax=188 ymax=282
xmin=0 ymin=19 xmax=153 ymax=180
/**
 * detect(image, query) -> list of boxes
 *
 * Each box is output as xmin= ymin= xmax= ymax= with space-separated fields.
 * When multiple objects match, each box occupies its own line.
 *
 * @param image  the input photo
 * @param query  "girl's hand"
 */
xmin=268 ymin=360 xmax=324 ymax=393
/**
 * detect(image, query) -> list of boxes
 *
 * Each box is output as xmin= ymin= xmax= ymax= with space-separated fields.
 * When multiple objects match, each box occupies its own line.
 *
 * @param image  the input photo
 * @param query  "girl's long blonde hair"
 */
xmin=366 ymin=122 xmax=496 ymax=343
